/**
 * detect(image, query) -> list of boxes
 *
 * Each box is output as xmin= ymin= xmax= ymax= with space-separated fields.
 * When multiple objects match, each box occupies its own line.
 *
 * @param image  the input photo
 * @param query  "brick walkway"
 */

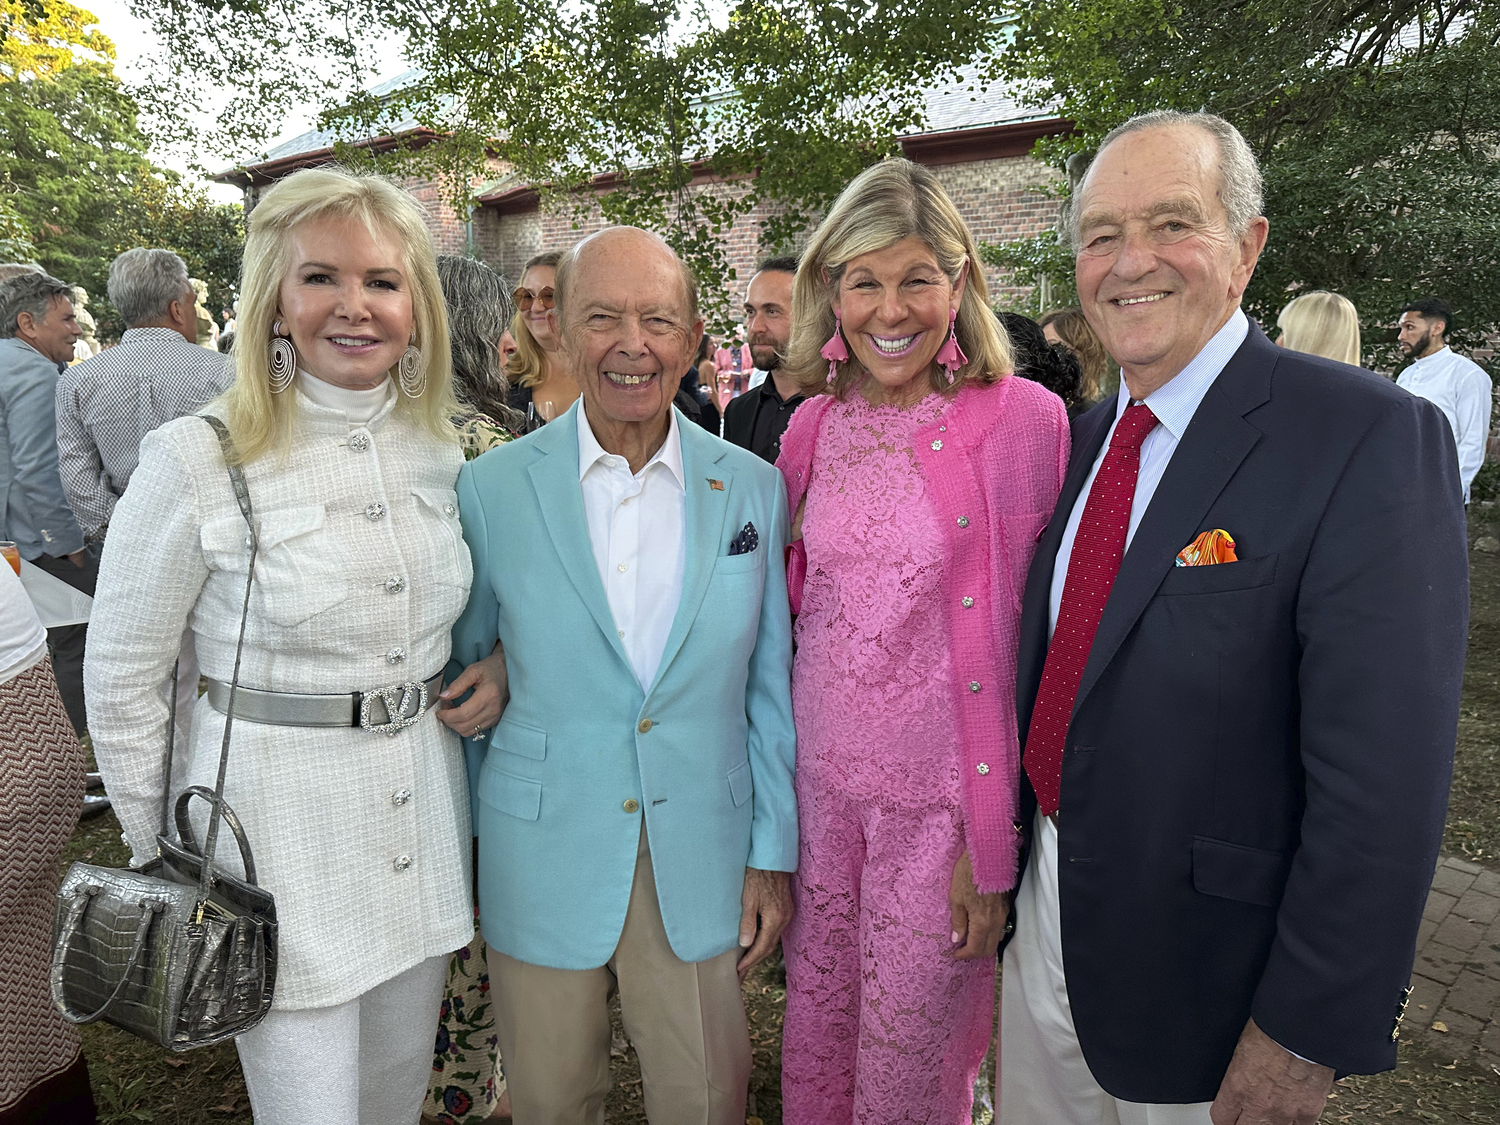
xmin=1407 ymin=855 xmax=1500 ymax=1057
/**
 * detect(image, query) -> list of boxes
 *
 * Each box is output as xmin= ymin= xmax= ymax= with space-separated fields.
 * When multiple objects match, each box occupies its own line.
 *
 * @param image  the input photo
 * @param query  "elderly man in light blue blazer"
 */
xmin=447 ymin=226 xmax=797 ymax=1125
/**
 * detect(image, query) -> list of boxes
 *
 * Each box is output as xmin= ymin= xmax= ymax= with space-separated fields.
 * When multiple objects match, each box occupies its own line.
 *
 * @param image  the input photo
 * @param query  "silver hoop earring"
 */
xmin=397 ymin=342 xmax=427 ymax=398
xmin=268 ymin=320 xmax=296 ymax=394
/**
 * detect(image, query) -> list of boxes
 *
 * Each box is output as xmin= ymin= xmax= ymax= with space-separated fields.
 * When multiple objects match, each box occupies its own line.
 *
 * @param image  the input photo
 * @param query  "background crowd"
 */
xmin=0 ymin=104 xmax=1489 ymax=1125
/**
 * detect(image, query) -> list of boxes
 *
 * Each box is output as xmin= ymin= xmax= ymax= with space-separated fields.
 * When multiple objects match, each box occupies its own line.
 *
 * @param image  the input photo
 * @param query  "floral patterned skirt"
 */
xmin=426 ymin=914 xmax=505 ymax=1122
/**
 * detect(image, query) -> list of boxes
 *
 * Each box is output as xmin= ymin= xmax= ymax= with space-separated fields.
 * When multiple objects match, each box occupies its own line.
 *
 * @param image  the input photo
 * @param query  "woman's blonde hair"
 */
xmin=1038 ymin=307 xmax=1112 ymax=403
xmin=1277 ymin=290 xmax=1361 ymax=366
xmin=217 ymin=166 xmax=457 ymax=462
xmin=505 ymin=250 xmax=563 ymax=390
xmin=784 ymin=158 xmax=1012 ymax=399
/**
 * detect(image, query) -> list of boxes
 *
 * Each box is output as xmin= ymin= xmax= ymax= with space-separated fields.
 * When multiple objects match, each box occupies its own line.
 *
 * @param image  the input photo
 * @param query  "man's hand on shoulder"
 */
xmin=737 ymin=868 xmax=793 ymax=982
xmin=1211 ymin=1019 xmax=1334 ymax=1125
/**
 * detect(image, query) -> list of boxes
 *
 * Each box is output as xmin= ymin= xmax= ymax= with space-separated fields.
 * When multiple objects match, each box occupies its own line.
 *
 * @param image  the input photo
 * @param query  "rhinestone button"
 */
xmin=393 ymin=855 xmax=412 ymax=871
xmin=977 ymin=763 xmax=991 ymax=776
xmin=386 ymin=576 xmax=406 ymax=593
xmin=638 ymin=719 xmax=653 ymax=733
xmin=365 ymin=501 xmax=387 ymax=521
xmin=443 ymin=503 xmax=456 ymax=517
xmin=623 ymin=799 xmax=640 ymax=814
xmin=962 ymin=596 xmax=975 ymax=608
xmin=392 ymin=788 xmax=411 ymax=806
xmin=957 ymin=516 xmax=970 ymax=528
xmin=349 ymin=432 xmax=370 ymax=452
xmin=930 ymin=439 xmax=943 ymax=451
xmin=387 ymin=647 xmax=406 ymax=665
xmin=969 ymin=681 xmax=982 ymax=693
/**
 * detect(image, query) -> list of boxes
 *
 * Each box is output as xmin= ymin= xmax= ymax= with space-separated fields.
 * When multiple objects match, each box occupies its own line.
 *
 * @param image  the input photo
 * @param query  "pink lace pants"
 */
xmin=781 ymin=784 xmax=996 ymax=1124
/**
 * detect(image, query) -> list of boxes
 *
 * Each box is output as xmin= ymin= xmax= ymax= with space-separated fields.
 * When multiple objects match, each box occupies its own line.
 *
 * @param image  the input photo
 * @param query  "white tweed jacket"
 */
xmin=85 ymin=389 xmax=475 ymax=1010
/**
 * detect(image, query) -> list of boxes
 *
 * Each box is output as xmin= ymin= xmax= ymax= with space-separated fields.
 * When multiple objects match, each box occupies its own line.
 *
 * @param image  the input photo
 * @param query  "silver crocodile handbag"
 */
xmin=49 ymin=415 xmax=278 ymax=1050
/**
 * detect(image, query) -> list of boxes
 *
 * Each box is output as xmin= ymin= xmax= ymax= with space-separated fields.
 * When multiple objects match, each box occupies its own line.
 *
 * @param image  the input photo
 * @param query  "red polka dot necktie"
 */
xmin=1024 ymin=403 xmax=1158 ymax=817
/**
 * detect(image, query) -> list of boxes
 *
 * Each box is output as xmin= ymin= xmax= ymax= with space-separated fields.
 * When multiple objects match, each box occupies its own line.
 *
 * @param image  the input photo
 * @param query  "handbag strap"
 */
xmin=189 ymin=414 xmax=259 ymax=911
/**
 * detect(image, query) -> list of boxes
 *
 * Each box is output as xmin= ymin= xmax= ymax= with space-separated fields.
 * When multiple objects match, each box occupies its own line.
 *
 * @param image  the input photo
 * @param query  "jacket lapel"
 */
xmin=1017 ymin=399 xmax=1116 ymax=734
xmin=649 ymin=415 xmax=730 ymax=692
xmin=524 ymin=405 xmax=632 ymax=669
xmin=1071 ymin=330 xmax=1275 ymax=716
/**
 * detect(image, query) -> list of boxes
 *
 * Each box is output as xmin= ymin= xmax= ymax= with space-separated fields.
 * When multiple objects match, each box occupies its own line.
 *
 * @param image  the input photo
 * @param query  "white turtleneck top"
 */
xmin=297 ymin=370 xmax=395 ymax=426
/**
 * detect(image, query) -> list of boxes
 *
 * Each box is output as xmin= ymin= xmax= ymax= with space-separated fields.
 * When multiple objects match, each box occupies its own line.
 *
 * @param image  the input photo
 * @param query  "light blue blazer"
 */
xmin=450 ymin=402 xmax=798 ymax=970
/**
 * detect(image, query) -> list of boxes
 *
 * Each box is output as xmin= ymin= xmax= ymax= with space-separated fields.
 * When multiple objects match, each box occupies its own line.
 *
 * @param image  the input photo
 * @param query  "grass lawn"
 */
xmin=66 ymin=505 xmax=1500 ymax=1123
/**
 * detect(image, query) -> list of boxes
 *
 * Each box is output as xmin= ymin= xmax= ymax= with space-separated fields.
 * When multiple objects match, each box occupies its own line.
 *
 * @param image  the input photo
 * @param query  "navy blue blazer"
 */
xmin=1013 ymin=323 xmax=1469 ymax=1101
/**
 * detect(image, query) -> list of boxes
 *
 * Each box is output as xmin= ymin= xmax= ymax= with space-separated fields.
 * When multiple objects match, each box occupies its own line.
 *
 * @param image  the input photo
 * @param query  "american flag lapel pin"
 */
xmin=707 ymin=479 xmax=724 ymax=491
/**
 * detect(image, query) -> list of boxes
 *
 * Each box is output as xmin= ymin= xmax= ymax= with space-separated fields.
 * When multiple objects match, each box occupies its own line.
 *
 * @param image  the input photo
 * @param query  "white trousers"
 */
xmin=235 ymin=954 xmax=447 ymax=1125
xmin=999 ymin=811 xmax=1213 ymax=1125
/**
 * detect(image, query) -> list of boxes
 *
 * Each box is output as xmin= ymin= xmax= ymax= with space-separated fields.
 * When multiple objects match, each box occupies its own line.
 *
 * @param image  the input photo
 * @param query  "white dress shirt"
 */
xmin=1049 ymin=310 xmax=1248 ymax=633
xmin=1396 ymin=346 xmax=1493 ymax=503
xmin=578 ymin=402 xmax=687 ymax=692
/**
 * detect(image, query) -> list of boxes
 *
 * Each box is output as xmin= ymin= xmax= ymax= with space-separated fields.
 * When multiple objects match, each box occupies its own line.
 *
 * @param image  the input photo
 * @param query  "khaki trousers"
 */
xmin=490 ymin=826 xmax=751 ymax=1125
xmin=999 ymin=811 xmax=1213 ymax=1124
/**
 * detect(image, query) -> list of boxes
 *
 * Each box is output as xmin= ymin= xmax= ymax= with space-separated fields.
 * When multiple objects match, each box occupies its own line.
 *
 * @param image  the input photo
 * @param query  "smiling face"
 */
xmin=833 ymin=236 xmax=966 ymax=405
xmin=22 ymin=294 xmax=82 ymax=365
xmin=277 ymin=216 xmax=414 ymax=391
xmin=520 ymin=264 xmax=558 ymax=352
xmin=1074 ymin=124 xmax=1267 ymax=398
xmin=556 ymin=228 xmax=702 ymax=442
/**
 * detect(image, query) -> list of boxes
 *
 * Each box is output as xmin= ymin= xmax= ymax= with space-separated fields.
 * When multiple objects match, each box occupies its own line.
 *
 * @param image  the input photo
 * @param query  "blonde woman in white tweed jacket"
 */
xmin=84 ymin=168 xmax=505 ymax=1125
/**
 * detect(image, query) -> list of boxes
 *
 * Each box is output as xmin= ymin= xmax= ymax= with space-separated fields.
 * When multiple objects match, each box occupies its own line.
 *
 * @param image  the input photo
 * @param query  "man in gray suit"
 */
xmin=0 ymin=270 xmax=89 ymax=732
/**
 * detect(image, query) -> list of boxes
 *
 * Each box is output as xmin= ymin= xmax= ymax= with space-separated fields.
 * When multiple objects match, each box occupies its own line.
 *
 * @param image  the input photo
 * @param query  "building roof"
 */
xmin=907 ymin=62 xmax=1057 ymax=137
xmin=215 ymin=62 xmax=1064 ymax=185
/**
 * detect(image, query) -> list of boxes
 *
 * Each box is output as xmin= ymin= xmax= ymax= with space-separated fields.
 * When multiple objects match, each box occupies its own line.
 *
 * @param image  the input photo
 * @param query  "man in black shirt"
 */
xmin=723 ymin=256 xmax=803 ymax=462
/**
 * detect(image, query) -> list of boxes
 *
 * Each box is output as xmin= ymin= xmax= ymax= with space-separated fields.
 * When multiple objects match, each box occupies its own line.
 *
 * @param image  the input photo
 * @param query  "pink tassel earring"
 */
xmin=935 ymin=307 xmax=968 ymax=385
xmin=820 ymin=313 xmax=850 ymax=385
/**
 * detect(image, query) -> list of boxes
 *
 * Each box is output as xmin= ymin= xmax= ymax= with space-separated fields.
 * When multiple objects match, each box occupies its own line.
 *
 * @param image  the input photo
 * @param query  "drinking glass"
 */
xmin=0 ymin=541 xmax=19 ymax=576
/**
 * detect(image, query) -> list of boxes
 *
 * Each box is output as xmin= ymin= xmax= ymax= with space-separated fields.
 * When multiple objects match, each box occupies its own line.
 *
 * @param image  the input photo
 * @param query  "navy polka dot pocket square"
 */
xmin=728 ymin=522 xmax=759 ymax=556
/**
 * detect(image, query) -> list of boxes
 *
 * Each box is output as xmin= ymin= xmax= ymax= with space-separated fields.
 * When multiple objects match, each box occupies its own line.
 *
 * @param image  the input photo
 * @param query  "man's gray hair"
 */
xmin=108 ymin=247 xmax=192 ymax=328
xmin=0 ymin=262 xmax=42 ymax=284
xmin=0 ymin=270 xmax=73 ymax=338
xmin=1070 ymin=110 xmax=1265 ymax=251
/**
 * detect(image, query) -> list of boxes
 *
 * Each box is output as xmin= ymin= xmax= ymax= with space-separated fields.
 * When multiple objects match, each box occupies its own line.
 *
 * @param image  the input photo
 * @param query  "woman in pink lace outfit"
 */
xmin=776 ymin=160 xmax=1069 ymax=1124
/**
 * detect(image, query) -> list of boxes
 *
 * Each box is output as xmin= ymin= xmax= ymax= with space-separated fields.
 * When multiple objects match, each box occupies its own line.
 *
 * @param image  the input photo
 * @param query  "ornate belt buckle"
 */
xmin=360 ymin=680 xmax=428 ymax=737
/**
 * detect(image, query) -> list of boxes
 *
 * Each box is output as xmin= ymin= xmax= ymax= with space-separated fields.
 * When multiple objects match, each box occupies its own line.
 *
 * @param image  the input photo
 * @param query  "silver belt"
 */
xmin=203 ymin=673 xmax=444 ymax=736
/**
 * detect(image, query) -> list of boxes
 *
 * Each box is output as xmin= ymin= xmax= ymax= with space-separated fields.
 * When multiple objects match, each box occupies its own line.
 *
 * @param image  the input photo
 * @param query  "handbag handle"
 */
xmin=183 ymin=415 xmax=259 ymax=910
xmin=172 ymin=786 xmax=259 ymax=885
xmin=49 ymin=886 xmax=163 ymax=1024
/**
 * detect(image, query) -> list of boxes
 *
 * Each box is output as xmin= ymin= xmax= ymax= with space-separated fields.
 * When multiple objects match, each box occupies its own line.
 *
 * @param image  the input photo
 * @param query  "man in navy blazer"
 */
xmin=1000 ymin=111 xmax=1469 ymax=1123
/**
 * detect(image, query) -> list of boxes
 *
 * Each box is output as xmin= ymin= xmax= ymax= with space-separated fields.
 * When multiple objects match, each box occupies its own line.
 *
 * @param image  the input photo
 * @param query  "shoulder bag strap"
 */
xmin=191 ymin=414 xmax=258 ymax=908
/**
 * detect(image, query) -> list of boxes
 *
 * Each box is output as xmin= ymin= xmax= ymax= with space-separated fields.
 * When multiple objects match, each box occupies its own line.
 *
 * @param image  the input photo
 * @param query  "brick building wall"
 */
xmin=464 ymin=153 xmax=1063 ymax=312
xmin=240 ymin=148 xmax=1065 ymax=315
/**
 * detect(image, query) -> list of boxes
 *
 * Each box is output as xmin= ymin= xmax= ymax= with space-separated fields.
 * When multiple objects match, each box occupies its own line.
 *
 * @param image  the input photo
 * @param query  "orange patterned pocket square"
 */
xmin=1175 ymin=529 xmax=1238 ymax=567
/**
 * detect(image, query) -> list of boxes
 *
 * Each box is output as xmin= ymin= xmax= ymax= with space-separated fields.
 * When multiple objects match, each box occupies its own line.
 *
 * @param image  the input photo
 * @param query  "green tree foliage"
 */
xmin=125 ymin=0 xmax=1010 ymax=329
xmin=0 ymin=0 xmax=243 ymax=336
xmin=992 ymin=0 xmax=1500 ymax=368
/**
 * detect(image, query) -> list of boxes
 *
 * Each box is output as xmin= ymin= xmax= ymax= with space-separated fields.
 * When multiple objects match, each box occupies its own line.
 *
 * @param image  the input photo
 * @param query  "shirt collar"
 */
xmin=1116 ymin=308 xmax=1249 ymax=439
xmin=1410 ymin=345 xmax=1452 ymax=369
xmin=761 ymin=374 xmax=803 ymax=406
xmin=120 ymin=327 xmax=191 ymax=346
xmin=578 ymin=399 xmax=685 ymax=488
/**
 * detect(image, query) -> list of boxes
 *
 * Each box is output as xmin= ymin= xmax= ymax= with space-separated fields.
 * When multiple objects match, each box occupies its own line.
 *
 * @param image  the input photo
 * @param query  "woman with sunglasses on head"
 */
xmin=504 ymin=251 xmax=578 ymax=429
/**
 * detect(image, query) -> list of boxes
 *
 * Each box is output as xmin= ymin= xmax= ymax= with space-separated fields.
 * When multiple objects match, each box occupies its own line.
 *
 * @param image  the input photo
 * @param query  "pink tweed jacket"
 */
xmin=777 ymin=376 xmax=1069 ymax=892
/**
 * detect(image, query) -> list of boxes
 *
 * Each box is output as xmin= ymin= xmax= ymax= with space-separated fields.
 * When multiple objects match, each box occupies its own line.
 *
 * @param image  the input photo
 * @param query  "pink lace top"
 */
xmin=793 ymin=393 xmax=962 ymax=808
xmin=781 ymin=378 xmax=1070 ymax=891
